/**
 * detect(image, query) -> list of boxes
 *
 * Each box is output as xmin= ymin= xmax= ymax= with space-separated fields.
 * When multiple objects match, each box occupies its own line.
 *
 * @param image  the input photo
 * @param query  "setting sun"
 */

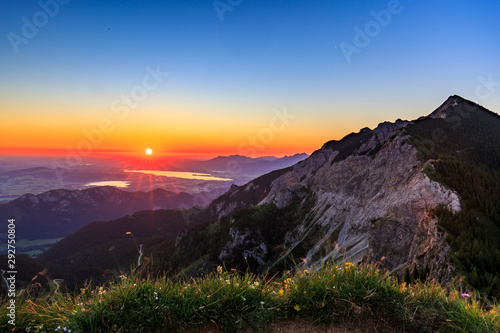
xmin=145 ymin=148 xmax=153 ymax=155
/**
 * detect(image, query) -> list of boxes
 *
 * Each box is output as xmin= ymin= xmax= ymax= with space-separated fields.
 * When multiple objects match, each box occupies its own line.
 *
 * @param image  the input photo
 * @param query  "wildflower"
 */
xmin=217 ymin=265 xmax=223 ymax=274
xmin=461 ymin=293 xmax=471 ymax=298
xmin=303 ymin=269 xmax=310 ymax=275
xmin=284 ymin=278 xmax=294 ymax=289
xmin=260 ymin=301 xmax=265 ymax=305
xmin=278 ymin=289 xmax=284 ymax=296
xmin=294 ymin=305 xmax=301 ymax=311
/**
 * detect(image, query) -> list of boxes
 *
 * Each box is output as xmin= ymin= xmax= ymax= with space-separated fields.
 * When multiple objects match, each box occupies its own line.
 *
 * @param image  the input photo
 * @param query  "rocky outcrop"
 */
xmin=260 ymin=124 xmax=460 ymax=281
xmin=219 ymin=227 xmax=269 ymax=266
xmin=209 ymin=167 xmax=292 ymax=219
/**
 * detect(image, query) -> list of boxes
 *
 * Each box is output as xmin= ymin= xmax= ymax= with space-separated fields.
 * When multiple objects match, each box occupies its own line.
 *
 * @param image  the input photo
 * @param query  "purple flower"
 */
xmin=461 ymin=293 xmax=471 ymax=298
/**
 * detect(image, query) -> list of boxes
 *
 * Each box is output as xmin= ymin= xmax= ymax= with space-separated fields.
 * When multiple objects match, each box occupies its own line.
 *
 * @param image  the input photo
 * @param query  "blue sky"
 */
xmin=1 ymin=0 xmax=500 ymax=156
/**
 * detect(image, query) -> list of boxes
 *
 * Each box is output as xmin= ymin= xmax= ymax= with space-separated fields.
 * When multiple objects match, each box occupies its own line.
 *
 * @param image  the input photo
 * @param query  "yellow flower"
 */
xmin=294 ymin=305 xmax=301 ymax=311
xmin=284 ymin=278 xmax=294 ymax=289
xmin=303 ymin=269 xmax=310 ymax=275
xmin=278 ymin=289 xmax=284 ymax=296
xmin=217 ymin=265 xmax=223 ymax=274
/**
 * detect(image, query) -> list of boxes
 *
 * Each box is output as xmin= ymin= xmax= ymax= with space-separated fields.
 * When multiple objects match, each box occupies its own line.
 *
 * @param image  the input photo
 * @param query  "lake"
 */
xmin=124 ymin=169 xmax=232 ymax=181
xmin=84 ymin=181 xmax=131 ymax=188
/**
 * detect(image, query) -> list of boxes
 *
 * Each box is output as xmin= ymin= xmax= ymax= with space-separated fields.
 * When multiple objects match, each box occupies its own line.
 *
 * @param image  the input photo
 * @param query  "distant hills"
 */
xmin=0 ymin=153 xmax=309 ymax=204
xmin=0 ymin=153 xmax=308 ymax=242
xmin=186 ymin=153 xmax=309 ymax=176
xmin=0 ymin=186 xmax=196 ymax=240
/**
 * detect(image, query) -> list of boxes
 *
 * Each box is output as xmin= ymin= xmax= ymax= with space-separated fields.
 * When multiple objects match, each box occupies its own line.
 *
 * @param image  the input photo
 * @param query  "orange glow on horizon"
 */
xmin=0 ymin=141 xmax=319 ymax=159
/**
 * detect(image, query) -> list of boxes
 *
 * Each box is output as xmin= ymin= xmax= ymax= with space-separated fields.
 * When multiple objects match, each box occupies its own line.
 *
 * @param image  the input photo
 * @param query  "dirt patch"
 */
xmin=183 ymin=317 xmax=406 ymax=333
xmin=264 ymin=317 xmax=401 ymax=333
xmin=183 ymin=322 xmax=222 ymax=333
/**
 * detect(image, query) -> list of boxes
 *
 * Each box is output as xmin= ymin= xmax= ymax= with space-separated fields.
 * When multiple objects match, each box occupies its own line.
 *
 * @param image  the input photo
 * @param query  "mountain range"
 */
xmin=3 ymin=95 xmax=500 ymax=299
xmin=0 ymin=187 xmax=196 ymax=240
xmin=189 ymin=153 xmax=309 ymax=175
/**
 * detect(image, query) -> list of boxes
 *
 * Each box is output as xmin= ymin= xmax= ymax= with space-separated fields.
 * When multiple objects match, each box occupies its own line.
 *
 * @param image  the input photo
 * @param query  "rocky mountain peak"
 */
xmin=428 ymin=95 xmax=462 ymax=119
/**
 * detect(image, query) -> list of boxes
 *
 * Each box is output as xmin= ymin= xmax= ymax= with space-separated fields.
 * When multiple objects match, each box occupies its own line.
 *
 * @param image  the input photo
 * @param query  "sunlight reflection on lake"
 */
xmin=124 ymin=169 xmax=232 ymax=181
xmin=84 ymin=181 xmax=130 ymax=188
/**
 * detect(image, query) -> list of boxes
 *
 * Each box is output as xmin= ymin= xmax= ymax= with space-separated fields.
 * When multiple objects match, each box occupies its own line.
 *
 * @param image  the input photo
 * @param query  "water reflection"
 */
xmin=84 ymin=181 xmax=130 ymax=188
xmin=124 ymin=169 xmax=232 ymax=181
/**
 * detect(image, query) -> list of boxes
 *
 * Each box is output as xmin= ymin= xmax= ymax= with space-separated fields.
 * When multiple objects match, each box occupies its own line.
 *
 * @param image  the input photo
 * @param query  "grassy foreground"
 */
xmin=1 ymin=263 xmax=499 ymax=333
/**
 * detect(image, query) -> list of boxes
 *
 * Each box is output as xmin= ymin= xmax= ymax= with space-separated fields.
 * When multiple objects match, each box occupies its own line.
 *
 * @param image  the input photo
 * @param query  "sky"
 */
xmin=1 ymin=0 xmax=500 ymax=159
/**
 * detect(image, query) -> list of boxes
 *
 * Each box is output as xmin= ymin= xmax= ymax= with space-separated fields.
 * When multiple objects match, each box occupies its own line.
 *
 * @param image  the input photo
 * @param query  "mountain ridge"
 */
xmin=31 ymin=95 xmax=500 ymax=299
xmin=0 ymin=186 xmax=197 ymax=240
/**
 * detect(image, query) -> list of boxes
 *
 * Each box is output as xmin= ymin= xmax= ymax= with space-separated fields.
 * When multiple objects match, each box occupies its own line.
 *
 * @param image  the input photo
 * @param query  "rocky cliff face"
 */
xmin=261 ymin=131 xmax=460 ymax=280
xmin=217 ymin=102 xmax=462 ymax=282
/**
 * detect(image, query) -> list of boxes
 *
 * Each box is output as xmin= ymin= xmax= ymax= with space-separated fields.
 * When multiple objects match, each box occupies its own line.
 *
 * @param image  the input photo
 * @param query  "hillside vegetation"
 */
xmin=1 ymin=262 xmax=499 ymax=332
xmin=403 ymin=96 xmax=500 ymax=299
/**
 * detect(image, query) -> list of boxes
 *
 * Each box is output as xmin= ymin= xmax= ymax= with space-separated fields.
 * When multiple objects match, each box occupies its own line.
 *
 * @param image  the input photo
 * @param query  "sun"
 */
xmin=145 ymin=148 xmax=153 ymax=155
